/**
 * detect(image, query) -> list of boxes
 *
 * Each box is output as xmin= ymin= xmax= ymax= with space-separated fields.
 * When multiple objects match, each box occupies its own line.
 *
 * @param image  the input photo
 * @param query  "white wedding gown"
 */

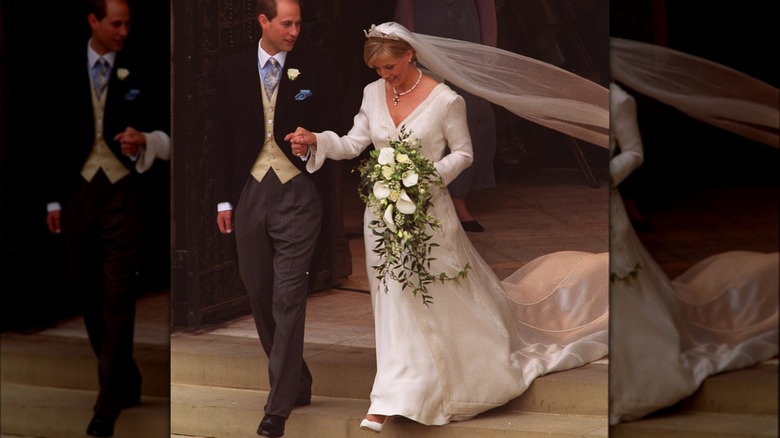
xmin=608 ymin=82 xmax=779 ymax=424
xmin=307 ymin=79 xmax=609 ymax=425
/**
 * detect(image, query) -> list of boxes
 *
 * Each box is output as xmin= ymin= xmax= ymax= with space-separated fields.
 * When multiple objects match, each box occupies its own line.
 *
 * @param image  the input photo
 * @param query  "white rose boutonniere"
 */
xmin=117 ymin=68 xmax=130 ymax=80
xmin=287 ymin=68 xmax=301 ymax=81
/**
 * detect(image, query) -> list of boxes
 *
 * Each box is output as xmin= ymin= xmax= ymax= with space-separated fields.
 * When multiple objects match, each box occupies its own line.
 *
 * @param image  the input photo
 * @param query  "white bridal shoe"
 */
xmin=360 ymin=418 xmax=383 ymax=433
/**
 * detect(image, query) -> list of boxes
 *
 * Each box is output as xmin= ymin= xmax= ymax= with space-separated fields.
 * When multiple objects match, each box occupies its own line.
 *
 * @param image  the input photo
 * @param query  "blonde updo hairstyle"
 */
xmin=364 ymin=37 xmax=417 ymax=68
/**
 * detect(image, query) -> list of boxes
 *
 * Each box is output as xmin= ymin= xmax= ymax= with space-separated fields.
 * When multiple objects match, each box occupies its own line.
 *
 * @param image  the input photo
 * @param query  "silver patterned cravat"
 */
xmin=263 ymin=57 xmax=281 ymax=96
xmin=92 ymin=58 xmax=110 ymax=97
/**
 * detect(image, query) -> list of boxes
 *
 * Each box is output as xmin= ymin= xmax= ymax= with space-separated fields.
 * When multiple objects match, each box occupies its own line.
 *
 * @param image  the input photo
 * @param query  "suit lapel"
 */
xmin=276 ymin=50 xmax=300 ymax=121
xmin=242 ymin=49 xmax=265 ymax=122
xmin=104 ymin=53 xmax=122 ymax=118
xmin=79 ymin=52 xmax=97 ymax=140
xmin=238 ymin=48 xmax=300 ymax=138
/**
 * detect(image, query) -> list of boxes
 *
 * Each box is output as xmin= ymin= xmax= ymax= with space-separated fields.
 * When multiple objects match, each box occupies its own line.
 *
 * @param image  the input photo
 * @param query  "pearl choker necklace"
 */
xmin=392 ymin=69 xmax=422 ymax=106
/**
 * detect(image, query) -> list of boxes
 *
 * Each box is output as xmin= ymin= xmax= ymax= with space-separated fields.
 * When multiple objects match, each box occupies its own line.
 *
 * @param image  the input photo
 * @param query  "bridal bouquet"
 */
xmin=355 ymin=128 xmax=469 ymax=306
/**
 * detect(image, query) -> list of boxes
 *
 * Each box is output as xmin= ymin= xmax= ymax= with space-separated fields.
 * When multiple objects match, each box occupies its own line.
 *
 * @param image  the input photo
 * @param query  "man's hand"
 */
xmin=217 ymin=210 xmax=234 ymax=234
xmin=47 ymin=210 xmax=61 ymax=234
xmin=284 ymin=127 xmax=315 ymax=157
xmin=115 ymin=126 xmax=147 ymax=157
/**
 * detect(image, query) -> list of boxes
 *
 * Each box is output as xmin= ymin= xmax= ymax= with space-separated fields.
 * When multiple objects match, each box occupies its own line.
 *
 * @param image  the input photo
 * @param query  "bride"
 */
xmin=286 ymin=22 xmax=609 ymax=431
xmin=608 ymin=40 xmax=779 ymax=425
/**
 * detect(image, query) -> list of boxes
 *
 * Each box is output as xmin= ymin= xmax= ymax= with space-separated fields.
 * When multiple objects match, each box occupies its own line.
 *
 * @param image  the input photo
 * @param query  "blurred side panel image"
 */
xmin=1 ymin=0 xmax=172 ymax=436
xmin=608 ymin=1 xmax=778 ymax=436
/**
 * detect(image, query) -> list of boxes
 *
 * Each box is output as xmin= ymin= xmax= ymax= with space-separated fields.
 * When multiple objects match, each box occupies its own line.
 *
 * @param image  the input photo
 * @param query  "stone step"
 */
xmin=609 ymin=411 xmax=778 ymax=438
xmin=170 ymin=332 xmax=608 ymax=417
xmin=677 ymin=361 xmax=778 ymax=416
xmin=0 ymin=333 xmax=169 ymax=397
xmin=170 ymin=382 xmax=608 ymax=438
xmin=609 ymin=360 xmax=778 ymax=437
xmin=0 ymin=383 xmax=169 ymax=438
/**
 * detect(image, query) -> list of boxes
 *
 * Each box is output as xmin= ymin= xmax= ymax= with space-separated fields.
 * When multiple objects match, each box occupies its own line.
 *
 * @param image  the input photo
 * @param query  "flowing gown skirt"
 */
xmin=365 ymin=185 xmax=609 ymax=425
xmin=609 ymin=190 xmax=779 ymax=424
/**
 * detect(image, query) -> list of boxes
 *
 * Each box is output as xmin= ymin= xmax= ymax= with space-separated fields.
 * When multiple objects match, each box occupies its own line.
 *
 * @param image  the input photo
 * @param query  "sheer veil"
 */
xmin=366 ymin=25 xmax=779 ymax=151
xmin=370 ymin=22 xmax=610 ymax=149
xmin=610 ymin=37 xmax=779 ymax=148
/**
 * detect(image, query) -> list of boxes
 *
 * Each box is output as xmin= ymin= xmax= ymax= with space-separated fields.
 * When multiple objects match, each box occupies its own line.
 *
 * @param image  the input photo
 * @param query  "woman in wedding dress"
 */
xmin=608 ymin=56 xmax=779 ymax=425
xmin=286 ymin=22 xmax=609 ymax=432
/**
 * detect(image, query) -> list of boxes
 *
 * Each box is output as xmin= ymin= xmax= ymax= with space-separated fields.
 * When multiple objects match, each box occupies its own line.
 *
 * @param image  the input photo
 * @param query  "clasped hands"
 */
xmin=216 ymin=127 xmax=317 ymax=236
xmin=114 ymin=126 xmax=146 ymax=158
xmin=46 ymin=126 xmax=145 ymax=235
xmin=284 ymin=127 xmax=317 ymax=157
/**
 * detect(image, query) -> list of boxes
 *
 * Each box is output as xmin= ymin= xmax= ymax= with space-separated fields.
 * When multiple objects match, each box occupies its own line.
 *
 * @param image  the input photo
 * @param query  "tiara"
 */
xmin=364 ymin=24 xmax=401 ymax=41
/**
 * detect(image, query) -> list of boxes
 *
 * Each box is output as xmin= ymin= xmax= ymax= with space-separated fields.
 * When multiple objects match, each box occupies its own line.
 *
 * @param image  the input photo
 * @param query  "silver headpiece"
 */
xmin=364 ymin=24 xmax=402 ymax=41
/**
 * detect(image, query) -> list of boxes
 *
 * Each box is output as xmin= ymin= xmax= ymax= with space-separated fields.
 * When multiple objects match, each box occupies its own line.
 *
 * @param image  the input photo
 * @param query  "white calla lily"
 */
xmin=373 ymin=181 xmax=391 ymax=200
xmin=402 ymin=170 xmax=419 ymax=187
xmin=378 ymin=147 xmax=395 ymax=165
xmin=383 ymin=204 xmax=397 ymax=232
xmin=396 ymin=190 xmax=417 ymax=214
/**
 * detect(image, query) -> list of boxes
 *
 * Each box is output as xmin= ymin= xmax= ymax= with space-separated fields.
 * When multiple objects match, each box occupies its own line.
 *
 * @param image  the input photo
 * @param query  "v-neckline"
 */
xmin=382 ymin=81 xmax=445 ymax=128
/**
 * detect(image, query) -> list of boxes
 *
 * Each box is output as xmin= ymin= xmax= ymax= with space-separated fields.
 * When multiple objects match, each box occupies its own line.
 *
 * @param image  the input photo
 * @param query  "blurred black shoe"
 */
xmin=461 ymin=221 xmax=485 ymax=232
xmin=257 ymin=414 xmax=286 ymax=437
xmin=86 ymin=415 xmax=116 ymax=437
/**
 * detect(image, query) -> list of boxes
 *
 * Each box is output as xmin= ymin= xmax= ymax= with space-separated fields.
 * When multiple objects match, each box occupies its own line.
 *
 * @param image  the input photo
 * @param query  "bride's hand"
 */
xmin=285 ymin=127 xmax=317 ymax=157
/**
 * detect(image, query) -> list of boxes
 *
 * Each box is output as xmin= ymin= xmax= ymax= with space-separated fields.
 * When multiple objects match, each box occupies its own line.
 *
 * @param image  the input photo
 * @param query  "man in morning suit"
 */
xmin=213 ymin=0 xmax=340 ymax=436
xmin=44 ymin=0 xmax=170 ymax=436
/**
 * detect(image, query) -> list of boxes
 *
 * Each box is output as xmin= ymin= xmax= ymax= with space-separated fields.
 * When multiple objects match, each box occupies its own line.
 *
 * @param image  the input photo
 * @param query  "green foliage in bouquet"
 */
xmin=355 ymin=127 xmax=470 ymax=306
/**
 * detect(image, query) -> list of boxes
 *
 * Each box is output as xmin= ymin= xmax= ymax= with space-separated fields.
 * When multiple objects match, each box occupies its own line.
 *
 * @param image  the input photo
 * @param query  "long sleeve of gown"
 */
xmin=434 ymin=95 xmax=474 ymax=185
xmin=307 ymin=91 xmax=373 ymax=174
xmin=135 ymin=130 xmax=171 ymax=173
xmin=609 ymin=83 xmax=644 ymax=186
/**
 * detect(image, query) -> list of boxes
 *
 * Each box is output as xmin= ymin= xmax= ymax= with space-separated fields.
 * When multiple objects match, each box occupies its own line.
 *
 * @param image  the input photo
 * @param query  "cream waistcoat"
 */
xmin=80 ymin=85 xmax=130 ymax=183
xmin=250 ymin=82 xmax=300 ymax=184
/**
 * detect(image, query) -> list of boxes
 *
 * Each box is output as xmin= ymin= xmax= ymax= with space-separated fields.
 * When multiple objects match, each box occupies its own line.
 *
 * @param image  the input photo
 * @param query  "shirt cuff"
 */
xmin=217 ymin=202 xmax=233 ymax=212
xmin=47 ymin=202 xmax=62 ymax=212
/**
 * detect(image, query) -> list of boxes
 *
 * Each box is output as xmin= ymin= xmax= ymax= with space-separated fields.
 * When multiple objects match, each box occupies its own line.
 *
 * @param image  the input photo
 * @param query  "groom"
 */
xmin=213 ymin=0 xmax=340 ymax=436
xmin=43 ymin=0 xmax=170 ymax=436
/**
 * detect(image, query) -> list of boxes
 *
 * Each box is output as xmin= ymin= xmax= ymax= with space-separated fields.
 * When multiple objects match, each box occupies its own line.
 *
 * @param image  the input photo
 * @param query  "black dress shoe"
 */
xmin=461 ymin=220 xmax=485 ymax=232
xmin=257 ymin=414 xmax=286 ymax=437
xmin=86 ymin=414 xmax=116 ymax=437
